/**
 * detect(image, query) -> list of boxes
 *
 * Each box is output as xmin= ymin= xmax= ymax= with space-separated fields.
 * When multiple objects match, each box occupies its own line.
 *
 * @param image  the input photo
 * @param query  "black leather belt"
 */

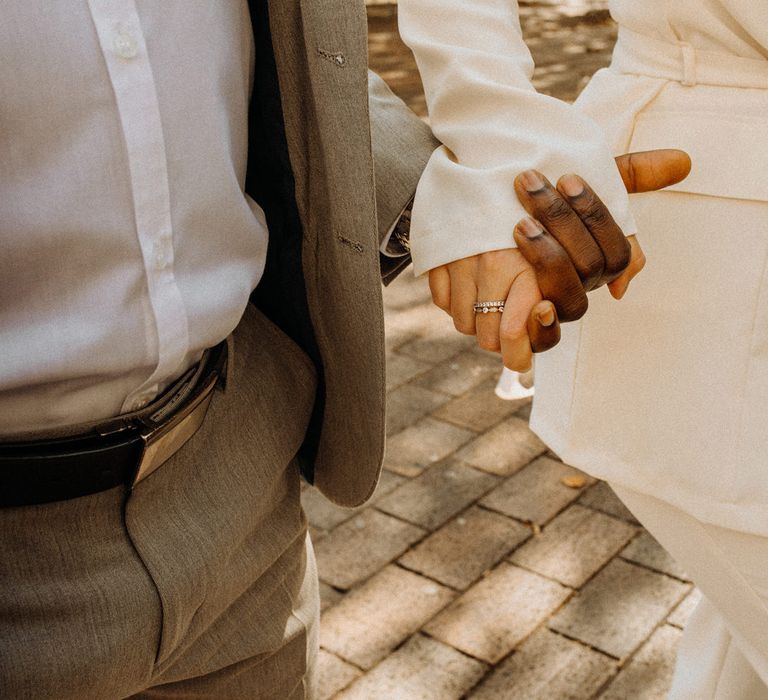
xmin=0 ymin=342 xmax=227 ymax=508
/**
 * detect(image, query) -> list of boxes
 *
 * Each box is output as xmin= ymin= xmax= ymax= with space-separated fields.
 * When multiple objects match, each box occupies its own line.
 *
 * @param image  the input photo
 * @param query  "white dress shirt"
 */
xmin=0 ymin=1 xmax=267 ymax=434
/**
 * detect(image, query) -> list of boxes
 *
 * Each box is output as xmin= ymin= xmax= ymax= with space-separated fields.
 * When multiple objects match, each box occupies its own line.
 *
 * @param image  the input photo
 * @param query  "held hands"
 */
xmin=428 ymin=149 xmax=691 ymax=370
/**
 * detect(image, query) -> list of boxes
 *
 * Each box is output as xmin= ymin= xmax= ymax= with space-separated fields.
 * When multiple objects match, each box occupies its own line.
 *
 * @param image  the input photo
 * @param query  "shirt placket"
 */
xmin=88 ymin=0 xmax=190 ymax=412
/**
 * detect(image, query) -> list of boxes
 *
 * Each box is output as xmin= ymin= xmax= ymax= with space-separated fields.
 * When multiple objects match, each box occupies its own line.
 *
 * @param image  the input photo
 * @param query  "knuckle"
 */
xmin=557 ymin=294 xmax=588 ymax=322
xmin=499 ymin=324 xmax=526 ymax=345
xmin=479 ymin=249 xmax=513 ymax=276
xmin=432 ymin=296 xmax=450 ymax=313
xmin=451 ymin=256 xmax=478 ymax=273
xmin=542 ymin=197 xmax=574 ymax=224
xmin=605 ymin=238 xmax=632 ymax=276
xmin=581 ymin=203 xmax=610 ymax=231
xmin=454 ymin=317 xmax=476 ymax=335
xmin=478 ymin=336 xmax=501 ymax=353
xmin=430 ymin=286 xmax=450 ymax=311
xmin=585 ymin=256 xmax=605 ymax=281
xmin=576 ymin=251 xmax=605 ymax=288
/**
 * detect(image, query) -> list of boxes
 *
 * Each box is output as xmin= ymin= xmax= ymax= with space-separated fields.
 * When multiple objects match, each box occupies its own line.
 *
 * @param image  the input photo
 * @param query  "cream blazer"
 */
xmin=399 ymin=0 xmax=768 ymax=271
xmin=401 ymin=0 xmax=768 ymax=534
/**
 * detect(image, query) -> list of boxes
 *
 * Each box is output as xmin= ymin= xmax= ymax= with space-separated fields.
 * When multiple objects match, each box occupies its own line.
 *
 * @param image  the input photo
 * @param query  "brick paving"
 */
xmin=304 ymin=2 xmax=697 ymax=697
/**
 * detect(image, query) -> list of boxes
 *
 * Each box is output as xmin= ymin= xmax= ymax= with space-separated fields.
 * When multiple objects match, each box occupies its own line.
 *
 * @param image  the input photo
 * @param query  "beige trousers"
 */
xmin=0 ymin=305 xmax=321 ymax=699
xmin=614 ymin=485 xmax=768 ymax=699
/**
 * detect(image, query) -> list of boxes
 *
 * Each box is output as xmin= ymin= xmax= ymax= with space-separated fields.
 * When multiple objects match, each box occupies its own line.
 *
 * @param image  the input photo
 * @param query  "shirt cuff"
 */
xmin=380 ymin=201 xmax=413 ymax=258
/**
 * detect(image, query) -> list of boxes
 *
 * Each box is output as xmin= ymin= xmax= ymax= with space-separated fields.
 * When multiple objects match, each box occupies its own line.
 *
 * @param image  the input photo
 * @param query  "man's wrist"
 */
xmin=380 ymin=201 xmax=413 ymax=258
xmin=388 ymin=206 xmax=411 ymax=255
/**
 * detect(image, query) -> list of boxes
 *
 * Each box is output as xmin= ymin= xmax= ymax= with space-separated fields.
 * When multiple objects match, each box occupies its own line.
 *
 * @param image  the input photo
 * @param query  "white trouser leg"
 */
xmin=670 ymin=594 xmax=767 ymax=699
xmin=611 ymin=484 xmax=768 ymax=700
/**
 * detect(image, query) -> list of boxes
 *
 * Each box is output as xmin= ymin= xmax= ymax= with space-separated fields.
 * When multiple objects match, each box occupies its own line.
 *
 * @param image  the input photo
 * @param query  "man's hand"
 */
xmin=428 ymin=149 xmax=691 ymax=369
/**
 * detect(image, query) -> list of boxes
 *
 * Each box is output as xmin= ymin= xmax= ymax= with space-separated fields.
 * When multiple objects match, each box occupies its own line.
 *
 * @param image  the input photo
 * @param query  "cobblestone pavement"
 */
xmin=303 ymin=4 xmax=696 ymax=698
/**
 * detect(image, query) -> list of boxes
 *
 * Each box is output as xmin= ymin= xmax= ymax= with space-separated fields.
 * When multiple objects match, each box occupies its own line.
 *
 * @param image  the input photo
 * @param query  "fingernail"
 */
xmin=516 ymin=217 xmax=544 ymax=239
xmin=520 ymin=170 xmax=545 ymax=192
xmin=560 ymin=174 xmax=584 ymax=198
xmin=611 ymin=280 xmax=629 ymax=300
xmin=537 ymin=305 xmax=556 ymax=327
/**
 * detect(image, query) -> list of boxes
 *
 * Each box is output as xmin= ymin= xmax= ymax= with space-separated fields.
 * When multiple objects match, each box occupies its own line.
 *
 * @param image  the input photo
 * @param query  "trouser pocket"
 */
xmin=0 ymin=485 xmax=162 ymax=700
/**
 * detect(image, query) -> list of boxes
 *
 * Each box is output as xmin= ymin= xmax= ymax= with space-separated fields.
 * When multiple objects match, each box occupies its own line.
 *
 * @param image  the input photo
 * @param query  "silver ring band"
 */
xmin=473 ymin=300 xmax=506 ymax=314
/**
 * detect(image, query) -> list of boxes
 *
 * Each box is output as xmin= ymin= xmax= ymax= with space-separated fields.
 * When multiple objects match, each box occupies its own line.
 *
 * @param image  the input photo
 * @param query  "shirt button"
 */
xmin=113 ymin=30 xmax=138 ymax=59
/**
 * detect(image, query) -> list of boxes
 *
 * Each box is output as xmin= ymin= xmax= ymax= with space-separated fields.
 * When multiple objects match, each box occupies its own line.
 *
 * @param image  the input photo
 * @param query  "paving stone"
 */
xmin=473 ymin=347 xmax=503 ymax=361
xmin=668 ymin=587 xmax=702 ymax=629
xmin=321 ymin=565 xmax=455 ymax=669
xmin=468 ymin=628 xmax=616 ymax=700
xmin=370 ymin=469 xmax=409 ymax=503
xmin=383 ymin=296 xmax=465 ymax=348
xmin=377 ymin=461 xmax=498 ymax=530
xmin=384 ymin=417 xmax=475 ymax=477
xmin=600 ymin=625 xmax=683 ymax=700
xmin=579 ymin=481 xmax=640 ymax=524
xmin=510 ymin=504 xmax=637 ymax=587
xmin=386 ymin=385 xmax=450 ymax=437
xmin=315 ymin=509 xmax=426 ymax=590
xmin=320 ymin=581 xmax=344 ymax=612
xmin=384 ymin=303 xmax=446 ymax=355
xmin=302 ymin=470 xmax=406 ymax=532
xmin=336 ymin=634 xmax=487 ymax=700
xmin=316 ymin=650 xmax=362 ymax=700
xmin=400 ymin=506 xmax=531 ymax=590
xmin=455 ymin=416 xmax=548 ymax=476
xmin=481 ymin=457 xmax=594 ymax=525
xmin=621 ymin=531 xmax=689 ymax=581
xmin=515 ymin=401 xmax=533 ymax=420
xmin=433 ymin=378 xmax=523 ymax=432
xmin=413 ymin=350 xmax=501 ymax=397
xmin=386 ymin=353 xmax=432 ymax=391
xmin=383 ymin=272 xmax=432 ymax=312
xmin=424 ymin=563 xmax=571 ymax=663
xmin=550 ymin=559 xmax=690 ymax=659
xmin=397 ymin=331 xmax=475 ymax=364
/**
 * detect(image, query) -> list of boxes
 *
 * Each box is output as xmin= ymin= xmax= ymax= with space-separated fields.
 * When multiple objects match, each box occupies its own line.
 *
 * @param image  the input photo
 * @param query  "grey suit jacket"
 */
xmin=246 ymin=0 xmax=439 ymax=507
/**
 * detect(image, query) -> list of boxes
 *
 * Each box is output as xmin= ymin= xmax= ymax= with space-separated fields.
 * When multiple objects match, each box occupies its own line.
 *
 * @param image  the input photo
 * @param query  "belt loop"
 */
xmin=679 ymin=42 xmax=697 ymax=87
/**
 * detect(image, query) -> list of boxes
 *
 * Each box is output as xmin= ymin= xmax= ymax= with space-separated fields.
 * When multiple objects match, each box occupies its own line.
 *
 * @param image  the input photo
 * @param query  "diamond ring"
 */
xmin=473 ymin=300 xmax=506 ymax=314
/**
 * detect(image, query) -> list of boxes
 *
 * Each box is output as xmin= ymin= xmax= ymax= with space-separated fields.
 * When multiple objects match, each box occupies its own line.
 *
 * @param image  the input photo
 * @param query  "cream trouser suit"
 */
xmin=401 ymin=1 xmax=768 ymax=697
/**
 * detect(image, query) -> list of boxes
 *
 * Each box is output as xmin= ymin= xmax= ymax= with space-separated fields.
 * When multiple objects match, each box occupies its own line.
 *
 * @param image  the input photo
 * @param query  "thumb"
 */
xmin=528 ymin=300 xmax=561 ymax=353
xmin=615 ymin=149 xmax=691 ymax=194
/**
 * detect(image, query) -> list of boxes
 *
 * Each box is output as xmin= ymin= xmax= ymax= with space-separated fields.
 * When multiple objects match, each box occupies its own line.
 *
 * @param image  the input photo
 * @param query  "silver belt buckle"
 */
xmin=131 ymin=372 xmax=218 ymax=487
